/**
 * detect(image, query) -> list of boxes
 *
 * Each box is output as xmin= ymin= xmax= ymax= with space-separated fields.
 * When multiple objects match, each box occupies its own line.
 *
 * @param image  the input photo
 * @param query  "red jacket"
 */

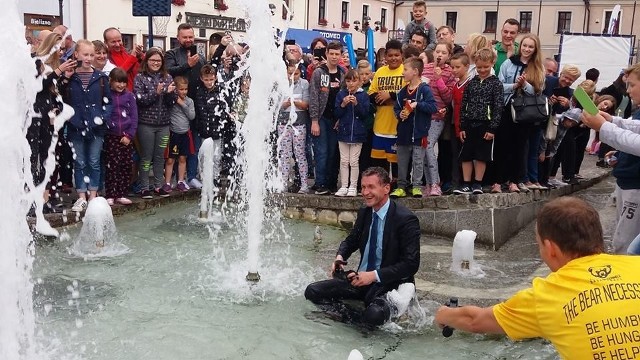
xmin=451 ymin=77 xmax=471 ymax=137
xmin=109 ymin=49 xmax=139 ymax=91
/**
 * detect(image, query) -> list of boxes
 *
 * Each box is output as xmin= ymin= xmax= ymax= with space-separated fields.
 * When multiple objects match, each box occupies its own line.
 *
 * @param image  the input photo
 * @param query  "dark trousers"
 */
xmin=104 ymin=134 xmax=133 ymax=199
xmin=560 ymin=126 xmax=578 ymax=179
xmin=574 ymin=126 xmax=590 ymax=175
xmin=58 ymin=126 xmax=74 ymax=187
xmin=304 ymin=278 xmax=395 ymax=327
xmin=357 ymin=130 xmax=374 ymax=190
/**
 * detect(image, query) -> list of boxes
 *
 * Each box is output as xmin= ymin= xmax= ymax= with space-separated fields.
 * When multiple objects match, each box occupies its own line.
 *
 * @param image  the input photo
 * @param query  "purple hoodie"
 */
xmin=107 ymin=90 xmax=138 ymax=139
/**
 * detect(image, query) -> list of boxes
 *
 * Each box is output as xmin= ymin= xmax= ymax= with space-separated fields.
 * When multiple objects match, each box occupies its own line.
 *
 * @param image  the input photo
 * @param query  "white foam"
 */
xmin=450 ymin=230 xmax=486 ymax=278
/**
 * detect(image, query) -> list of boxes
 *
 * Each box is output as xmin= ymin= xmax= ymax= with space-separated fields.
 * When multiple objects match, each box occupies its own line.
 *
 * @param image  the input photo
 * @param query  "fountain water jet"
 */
xmin=235 ymin=0 xmax=290 ymax=282
xmin=69 ymin=197 xmax=129 ymax=258
xmin=0 ymin=1 xmax=43 ymax=358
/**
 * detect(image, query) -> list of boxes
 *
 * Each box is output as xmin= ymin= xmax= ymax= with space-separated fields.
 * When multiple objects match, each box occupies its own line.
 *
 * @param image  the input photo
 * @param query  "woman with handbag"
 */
xmin=494 ymin=34 xmax=546 ymax=193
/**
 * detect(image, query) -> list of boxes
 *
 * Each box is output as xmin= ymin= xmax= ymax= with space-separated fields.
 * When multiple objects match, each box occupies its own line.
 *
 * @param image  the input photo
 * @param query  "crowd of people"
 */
xmin=27 ymin=1 xmax=639 ymax=255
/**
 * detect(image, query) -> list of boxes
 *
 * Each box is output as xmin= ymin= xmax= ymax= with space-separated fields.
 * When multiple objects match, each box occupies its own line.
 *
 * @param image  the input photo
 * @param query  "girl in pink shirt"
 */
xmin=421 ymin=42 xmax=456 ymax=196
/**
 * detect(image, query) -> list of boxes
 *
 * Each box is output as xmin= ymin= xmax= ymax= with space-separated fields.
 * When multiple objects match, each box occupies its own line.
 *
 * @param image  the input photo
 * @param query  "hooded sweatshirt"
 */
xmin=422 ymin=62 xmax=455 ymax=121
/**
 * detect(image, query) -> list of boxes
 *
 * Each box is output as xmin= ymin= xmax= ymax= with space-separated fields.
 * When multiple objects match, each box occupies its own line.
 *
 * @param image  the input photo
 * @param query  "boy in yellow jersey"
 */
xmin=368 ymin=40 xmax=406 ymax=172
xmin=435 ymin=197 xmax=640 ymax=360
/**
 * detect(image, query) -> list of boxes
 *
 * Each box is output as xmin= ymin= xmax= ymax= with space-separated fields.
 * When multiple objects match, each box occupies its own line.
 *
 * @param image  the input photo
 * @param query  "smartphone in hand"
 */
xmin=313 ymin=47 xmax=326 ymax=61
xmin=188 ymin=45 xmax=198 ymax=56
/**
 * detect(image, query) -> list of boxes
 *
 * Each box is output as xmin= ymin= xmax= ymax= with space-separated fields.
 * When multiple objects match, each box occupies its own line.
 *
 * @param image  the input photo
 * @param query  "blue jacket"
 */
xmin=335 ymin=88 xmax=370 ymax=143
xmin=394 ymin=83 xmax=437 ymax=146
xmin=612 ymin=110 xmax=640 ymax=190
xmin=63 ymin=70 xmax=112 ymax=136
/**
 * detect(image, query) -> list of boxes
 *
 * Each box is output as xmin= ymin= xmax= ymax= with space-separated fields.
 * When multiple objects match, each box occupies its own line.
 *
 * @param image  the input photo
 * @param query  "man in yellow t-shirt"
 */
xmin=368 ymin=39 xmax=406 ymax=165
xmin=435 ymin=197 xmax=640 ymax=360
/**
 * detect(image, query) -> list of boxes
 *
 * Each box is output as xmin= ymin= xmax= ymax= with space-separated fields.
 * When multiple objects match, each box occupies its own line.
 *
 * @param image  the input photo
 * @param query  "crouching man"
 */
xmin=304 ymin=167 xmax=420 ymax=327
xmin=435 ymin=197 xmax=640 ymax=359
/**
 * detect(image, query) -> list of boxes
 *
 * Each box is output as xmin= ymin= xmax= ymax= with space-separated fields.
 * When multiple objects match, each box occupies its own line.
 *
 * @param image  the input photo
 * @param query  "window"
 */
xmin=446 ymin=11 xmax=457 ymax=31
xmin=381 ymin=8 xmax=387 ymax=28
xmin=519 ymin=11 xmax=532 ymax=33
xmin=318 ymin=0 xmax=326 ymax=21
xmin=604 ymin=10 xmax=621 ymax=34
xmin=122 ymin=34 xmax=134 ymax=53
xmin=484 ymin=11 xmax=497 ymax=33
xmin=557 ymin=11 xmax=571 ymax=33
xmin=282 ymin=0 xmax=290 ymax=20
xmin=341 ymin=1 xmax=349 ymax=24
xmin=362 ymin=4 xmax=369 ymax=25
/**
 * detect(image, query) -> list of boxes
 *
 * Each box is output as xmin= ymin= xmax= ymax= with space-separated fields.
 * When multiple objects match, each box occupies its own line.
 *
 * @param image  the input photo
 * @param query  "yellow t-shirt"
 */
xmin=368 ymin=65 xmax=406 ymax=137
xmin=493 ymin=254 xmax=640 ymax=360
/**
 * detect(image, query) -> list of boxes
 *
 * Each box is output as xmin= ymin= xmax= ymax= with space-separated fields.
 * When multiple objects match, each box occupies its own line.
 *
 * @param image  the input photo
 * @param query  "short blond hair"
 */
xmin=624 ymin=63 xmax=640 ymax=79
xmin=474 ymin=48 xmax=496 ymax=63
xmin=577 ymin=79 xmax=596 ymax=99
xmin=357 ymin=59 xmax=371 ymax=70
xmin=560 ymin=64 xmax=581 ymax=79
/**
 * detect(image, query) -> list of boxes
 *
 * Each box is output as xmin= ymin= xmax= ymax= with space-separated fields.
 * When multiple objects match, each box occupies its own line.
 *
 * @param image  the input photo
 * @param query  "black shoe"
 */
xmin=595 ymin=159 xmax=609 ymax=168
xmin=315 ymin=186 xmax=330 ymax=195
xmin=310 ymin=184 xmax=319 ymax=191
xmin=453 ymin=185 xmax=472 ymax=195
xmin=562 ymin=177 xmax=579 ymax=185
xmin=156 ymin=188 xmax=170 ymax=198
xmin=43 ymin=202 xmax=61 ymax=214
xmin=472 ymin=183 xmax=484 ymax=194
xmin=141 ymin=190 xmax=153 ymax=199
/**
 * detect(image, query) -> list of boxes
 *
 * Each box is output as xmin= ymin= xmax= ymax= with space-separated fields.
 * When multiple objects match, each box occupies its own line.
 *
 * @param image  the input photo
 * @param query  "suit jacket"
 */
xmin=337 ymin=200 xmax=421 ymax=287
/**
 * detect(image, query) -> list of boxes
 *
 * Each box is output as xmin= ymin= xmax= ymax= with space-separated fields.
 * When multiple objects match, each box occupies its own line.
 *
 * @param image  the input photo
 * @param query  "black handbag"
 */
xmin=510 ymin=91 xmax=550 ymax=124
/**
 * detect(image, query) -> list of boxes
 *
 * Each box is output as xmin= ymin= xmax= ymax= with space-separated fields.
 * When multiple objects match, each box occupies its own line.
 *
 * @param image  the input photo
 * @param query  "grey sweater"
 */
xmin=402 ymin=19 xmax=436 ymax=48
xmin=308 ymin=64 xmax=345 ymax=122
xmin=170 ymin=96 xmax=195 ymax=134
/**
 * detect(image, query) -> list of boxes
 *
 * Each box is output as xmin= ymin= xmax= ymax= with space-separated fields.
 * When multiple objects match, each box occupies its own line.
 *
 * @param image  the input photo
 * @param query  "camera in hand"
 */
xmin=332 ymin=260 xmax=357 ymax=281
xmin=442 ymin=297 xmax=459 ymax=337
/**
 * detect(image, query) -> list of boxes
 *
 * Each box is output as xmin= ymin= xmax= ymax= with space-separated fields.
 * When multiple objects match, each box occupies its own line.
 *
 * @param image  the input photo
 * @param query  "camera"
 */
xmin=442 ymin=297 xmax=458 ymax=337
xmin=332 ymin=260 xmax=356 ymax=282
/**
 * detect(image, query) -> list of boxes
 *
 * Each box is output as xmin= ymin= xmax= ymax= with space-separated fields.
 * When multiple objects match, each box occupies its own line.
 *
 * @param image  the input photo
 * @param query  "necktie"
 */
xmin=366 ymin=213 xmax=379 ymax=271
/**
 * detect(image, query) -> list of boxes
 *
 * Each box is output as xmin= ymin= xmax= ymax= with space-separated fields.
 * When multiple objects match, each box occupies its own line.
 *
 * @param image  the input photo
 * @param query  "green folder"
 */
xmin=574 ymin=86 xmax=599 ymax=115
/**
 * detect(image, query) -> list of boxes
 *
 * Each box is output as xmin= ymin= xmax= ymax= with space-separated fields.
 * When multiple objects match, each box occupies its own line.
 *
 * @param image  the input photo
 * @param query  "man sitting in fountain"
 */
xmin=304 ymin=167 xmax=421 ymax=328
xmin=435 ymin=197 xmax=640 ymax=359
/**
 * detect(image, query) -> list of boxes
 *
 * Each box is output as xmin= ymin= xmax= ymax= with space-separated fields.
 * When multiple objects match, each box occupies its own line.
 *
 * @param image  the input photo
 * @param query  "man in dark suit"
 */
xmin=304 ymin=167 xmax=421 ymax=327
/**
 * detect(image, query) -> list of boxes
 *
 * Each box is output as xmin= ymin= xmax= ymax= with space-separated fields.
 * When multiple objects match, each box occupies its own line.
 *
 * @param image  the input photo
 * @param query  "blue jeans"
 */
xmin=525 ymin=128 xmax=543 ymax=183
xmin=187 ymin=130 xmax=202 ymax=182
xmin=628 ymin=233 xmax=640 ymax=255
xmin=311 ymin=116 xmax=338 ymax=188
xmin=69 ymin=132 xmax=104 ymax=193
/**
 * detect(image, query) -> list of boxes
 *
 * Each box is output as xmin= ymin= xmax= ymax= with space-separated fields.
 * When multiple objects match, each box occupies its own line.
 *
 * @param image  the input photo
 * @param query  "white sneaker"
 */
xmin=335 ymin=187 xmax=348 ymax=197
xmin=346 ymin=187 xmax=357 ymax=197
xmin=188 ymin=178 xmax=203 ymax=189
xmin=71 ymin=198 xmax=88 ymax=212
xmin=549 ymin=178 xmax=567 ymax=186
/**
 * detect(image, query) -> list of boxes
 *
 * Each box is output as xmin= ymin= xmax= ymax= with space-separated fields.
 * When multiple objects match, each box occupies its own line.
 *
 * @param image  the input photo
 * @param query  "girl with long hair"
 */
xmin=495 ymin=33 xmax=546 ymax=192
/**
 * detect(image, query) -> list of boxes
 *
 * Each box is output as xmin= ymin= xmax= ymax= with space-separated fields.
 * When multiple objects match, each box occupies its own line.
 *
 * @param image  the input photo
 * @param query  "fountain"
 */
xmin=69 ymin=197 xmax=129 ymax=258
xmin=450 ymin=230 xmax=486 ymax=278
xmin=1 ymin=1 xmax=41 ymax=358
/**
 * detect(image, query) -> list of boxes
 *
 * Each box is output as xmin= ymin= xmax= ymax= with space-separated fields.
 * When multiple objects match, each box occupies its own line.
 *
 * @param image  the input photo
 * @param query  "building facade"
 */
xmin=395 ymin=0 xmax=640 ymax=58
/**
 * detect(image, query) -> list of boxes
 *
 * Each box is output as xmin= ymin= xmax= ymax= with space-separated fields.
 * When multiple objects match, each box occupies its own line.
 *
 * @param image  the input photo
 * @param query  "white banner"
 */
xmin=559 ymin=34 xmax=632 ymax=90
